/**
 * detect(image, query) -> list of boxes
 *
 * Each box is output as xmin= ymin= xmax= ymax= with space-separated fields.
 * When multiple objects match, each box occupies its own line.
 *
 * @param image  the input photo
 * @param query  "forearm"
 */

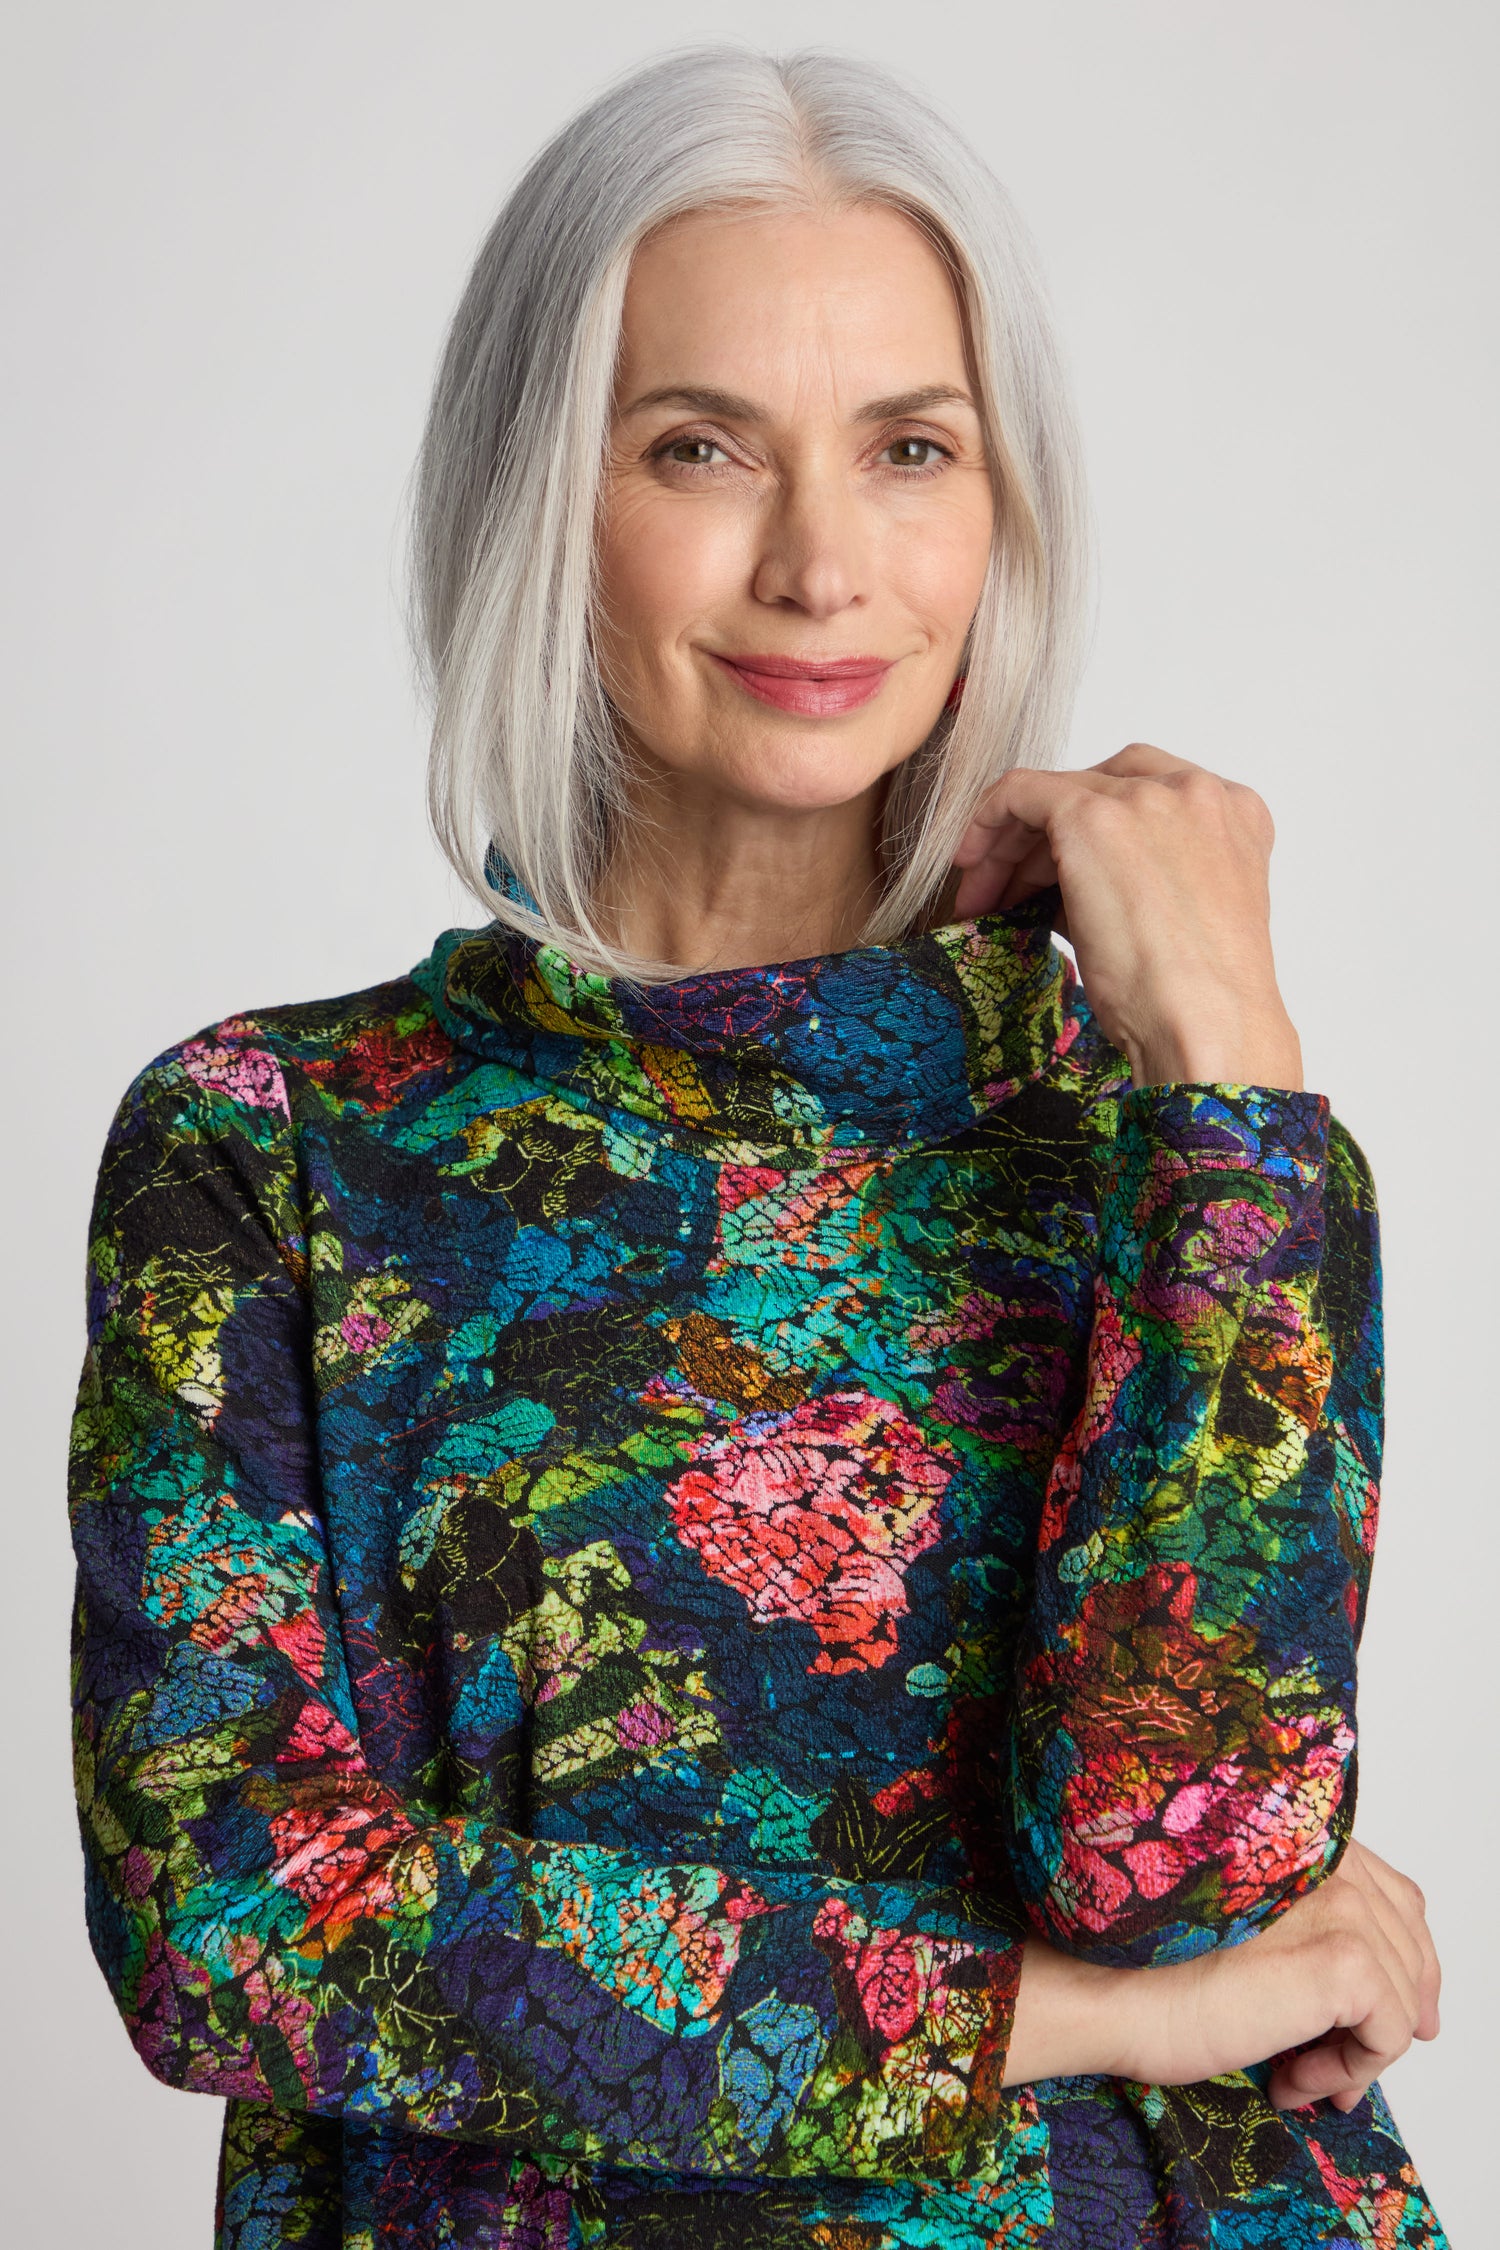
xmin=1001 ymin=1937 xmax=1136 ymax=2083
xmin=999 ymin=1937 xmax=1259 ymax=2089
xmin=1006 ymin=1083 xmax=1375 ymax=1964
xmin=80 ymin=1674 xmax=1026 ymax=2172
xmin=1001 ymin=1930 xmax=1283 ymax=2090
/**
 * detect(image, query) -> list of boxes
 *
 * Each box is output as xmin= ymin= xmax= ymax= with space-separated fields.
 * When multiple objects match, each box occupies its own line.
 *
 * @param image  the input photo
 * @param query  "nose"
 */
xmin=750 ymin=466 xmax=870 ymax=620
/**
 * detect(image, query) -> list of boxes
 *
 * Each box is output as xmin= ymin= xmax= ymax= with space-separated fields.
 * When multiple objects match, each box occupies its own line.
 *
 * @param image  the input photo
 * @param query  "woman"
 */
xmin=68 ymin=44 xmax=1448 ymax=2249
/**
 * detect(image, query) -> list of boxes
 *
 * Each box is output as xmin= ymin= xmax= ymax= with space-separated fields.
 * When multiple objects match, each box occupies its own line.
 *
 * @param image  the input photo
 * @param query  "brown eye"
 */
xmin=662 ymin=437 xmax=729 ymax=467
xmin=885 ymin=436 xmax=945 ymax=469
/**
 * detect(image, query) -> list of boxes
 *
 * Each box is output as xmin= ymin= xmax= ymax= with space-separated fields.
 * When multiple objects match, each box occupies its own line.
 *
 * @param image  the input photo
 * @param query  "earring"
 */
xmin=944 ymin=672 xmax=967 ymax=713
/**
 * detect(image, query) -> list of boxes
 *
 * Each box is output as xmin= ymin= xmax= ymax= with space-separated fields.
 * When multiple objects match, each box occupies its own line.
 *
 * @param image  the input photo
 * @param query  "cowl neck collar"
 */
xmin=409 ymin=885 xmax=1080 ymax=1164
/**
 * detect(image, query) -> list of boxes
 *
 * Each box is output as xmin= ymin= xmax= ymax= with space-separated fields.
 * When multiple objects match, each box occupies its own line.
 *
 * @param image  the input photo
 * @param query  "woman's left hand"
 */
xmin=950 ymin=742 xmax=1303 ymax=1089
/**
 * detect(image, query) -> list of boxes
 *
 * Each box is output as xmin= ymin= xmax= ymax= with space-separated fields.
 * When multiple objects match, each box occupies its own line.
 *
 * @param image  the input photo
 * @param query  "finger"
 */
xmin=1316 ymin=1852 xmax=1418 ymax=2022
xmin=1308 ymin=1915 xmax=1418 ymax=2102
xmin=951 ymin=805 xmax=1059 ymax=917
xmin=1268 ymin=2034 xmax=1374 ymax=2111
xmin=1342 ymin=1868 xmax=1425 ymax=2030
xmin=1342 ymin=1974 xmax=1417 ymax=2095
xmin=952 ymin=815 xmax=1053 ymax=880
xmin=996 ymin=838 xmax=1061 ymax=905
xmin=955 ymin=764 xmax=1127 ymax=854
xmin=950 ymin=809 xmax=1041 ymax=874
xmin=1269 ymin=2035 xmax=1365 ymax=2110
xmin=1091 ymin=741 xmax=1197 ymax=781
xmin=1343 ymin=1838 xmax=1409 ymax=1898
xmin=1346 ymin=1845 xmax=1441 ymax=2038
xmin=951 ymin=801 xmax=1047 ymax=867
xmin=960 ymin=743 xmax=1201 ymax=851
xmin=1417 ymin=1932 xmax=1442 ymax=2042
xmin=952 ymin=845 xmax=1051 ymax=920
xmin=1340 ymin=1846 xmax=1429 ymax=2024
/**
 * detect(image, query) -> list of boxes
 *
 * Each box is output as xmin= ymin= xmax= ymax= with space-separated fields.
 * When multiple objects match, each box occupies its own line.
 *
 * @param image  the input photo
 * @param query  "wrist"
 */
xmin=1002 ymin=1938 xmax=1153 ymax=2084
xmin=1127 ymin=997 xmax=1303 ymax=1092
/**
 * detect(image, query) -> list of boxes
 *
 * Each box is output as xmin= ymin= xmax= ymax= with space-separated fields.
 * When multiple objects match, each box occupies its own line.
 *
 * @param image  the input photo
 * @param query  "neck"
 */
xmin=595 ymin=767 xmax=892 ymax=971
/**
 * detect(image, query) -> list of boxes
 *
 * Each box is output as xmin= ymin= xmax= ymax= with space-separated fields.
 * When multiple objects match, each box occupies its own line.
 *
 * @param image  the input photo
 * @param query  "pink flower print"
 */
xmin=1123 ymin=1838 xmax=1189 ymax=1899
xmin=851 ymin=1926 xmax=924 ymax=2045
xmin=340 ymin=1308 xmax=392 ymax=1355
xmin=617 ymin=1698 xmax=673 ymax=1754
xmin=121 ymin=1844 xmax=156 ymax=1904
xmin=1198 ymin=1193 xmax=1281 ymax=1270
xmin=277 ymin=1696 xmax=363 ymax=1770
xmin=811 ymin=1898 xmax=980 ymax=2059
xmin=180 ymin=1037 xmax=290 ymax=1115
xmin=717 ymin=1166 xmax=784 ymax=1215
xmin=665 ymin=1389 xmax=954 ymax=1674
xmin=266 ymin=1604 xmax=327 ymax=1688
xmin=1162 ymin=1781 xmax=1216 ymax=1837
xmin=1037 ymin=1287 xmax=1142 ymax=1553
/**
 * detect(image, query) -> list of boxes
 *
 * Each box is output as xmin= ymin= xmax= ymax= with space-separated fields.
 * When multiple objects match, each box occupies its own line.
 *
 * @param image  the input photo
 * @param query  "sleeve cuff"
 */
xmin=1115 ymin=1082 xmax=1330 ymax=1188
xmin=1101 ymin=1084 xmax=1332 ymax=1294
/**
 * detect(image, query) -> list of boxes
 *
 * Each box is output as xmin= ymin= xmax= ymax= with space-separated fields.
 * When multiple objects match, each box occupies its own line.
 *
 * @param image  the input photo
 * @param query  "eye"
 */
xmin=883 ymin=435 xmax=949 ymax=471
xmin=656 ymin=435 xmax=731 ymax=468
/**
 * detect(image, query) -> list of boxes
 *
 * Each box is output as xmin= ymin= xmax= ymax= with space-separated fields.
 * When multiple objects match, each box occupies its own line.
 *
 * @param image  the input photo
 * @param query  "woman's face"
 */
xmin=595 ymin=201 xmax=995 ymax=819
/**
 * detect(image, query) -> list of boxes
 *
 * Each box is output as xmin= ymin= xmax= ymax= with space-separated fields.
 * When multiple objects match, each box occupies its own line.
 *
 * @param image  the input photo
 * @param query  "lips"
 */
xmin=708 ymin=650 xmax=895 ymax=716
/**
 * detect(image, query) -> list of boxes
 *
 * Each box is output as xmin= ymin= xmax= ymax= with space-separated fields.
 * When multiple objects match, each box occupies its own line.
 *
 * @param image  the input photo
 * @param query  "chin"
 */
xmin=704 ymin=725 xmax=915 ymax=816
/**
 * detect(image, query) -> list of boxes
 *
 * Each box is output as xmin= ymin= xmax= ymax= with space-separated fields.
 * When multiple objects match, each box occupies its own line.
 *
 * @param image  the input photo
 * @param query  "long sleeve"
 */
xmin=1004 ymin=1081 xmax=1382 ymax=1969
xmin=68 ymin=1039 xmax=1035 ymax=2182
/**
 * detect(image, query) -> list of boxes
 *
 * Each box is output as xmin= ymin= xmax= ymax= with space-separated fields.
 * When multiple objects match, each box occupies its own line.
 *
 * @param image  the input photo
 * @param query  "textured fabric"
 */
xmin=68 ymin=887 xmax=1447 ymax=2245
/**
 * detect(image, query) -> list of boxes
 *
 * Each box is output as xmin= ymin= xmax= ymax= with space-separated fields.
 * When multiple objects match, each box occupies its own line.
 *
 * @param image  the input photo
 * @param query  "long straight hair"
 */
xmin=407 ymin=44 xmax=1094 ymax=981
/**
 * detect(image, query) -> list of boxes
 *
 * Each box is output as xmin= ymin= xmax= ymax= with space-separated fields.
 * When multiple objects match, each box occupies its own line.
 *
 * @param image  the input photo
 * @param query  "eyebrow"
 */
xmin=618 ymin=382 xmax=978 ymax=422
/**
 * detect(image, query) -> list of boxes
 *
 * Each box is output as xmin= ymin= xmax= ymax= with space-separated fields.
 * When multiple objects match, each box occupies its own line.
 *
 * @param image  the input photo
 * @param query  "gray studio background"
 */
xmin=4 ymin=3 xmax=1493 ymax=2239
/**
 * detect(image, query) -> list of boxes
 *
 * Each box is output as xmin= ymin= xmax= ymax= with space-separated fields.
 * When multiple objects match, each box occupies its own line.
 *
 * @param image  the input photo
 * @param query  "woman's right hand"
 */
xmin=1005 ymin=1838 xmax=1441 ymax=2110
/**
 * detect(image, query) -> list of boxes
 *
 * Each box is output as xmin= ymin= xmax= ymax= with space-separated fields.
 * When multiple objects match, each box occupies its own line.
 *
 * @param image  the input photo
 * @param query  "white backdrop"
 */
xmin=3 ymin=4 xmax=1493 ymax=2240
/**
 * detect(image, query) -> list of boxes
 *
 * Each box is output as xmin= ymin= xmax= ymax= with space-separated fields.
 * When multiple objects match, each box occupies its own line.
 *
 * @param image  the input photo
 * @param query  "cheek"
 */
xmin=598 ymin=494 xmax=748 ymax=650
xmin=882 ymin=501 xmax=993 ymax=642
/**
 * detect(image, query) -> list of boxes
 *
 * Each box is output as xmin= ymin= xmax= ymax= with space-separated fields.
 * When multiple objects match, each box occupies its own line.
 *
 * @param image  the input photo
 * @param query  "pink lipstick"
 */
xmin=708 ymin=650 xmax=895 ymax=716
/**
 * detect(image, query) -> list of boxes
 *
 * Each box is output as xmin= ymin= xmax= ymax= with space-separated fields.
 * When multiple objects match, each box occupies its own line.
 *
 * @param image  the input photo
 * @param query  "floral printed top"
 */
xmin=68 ymin=888 xmax=1448 ymax=2248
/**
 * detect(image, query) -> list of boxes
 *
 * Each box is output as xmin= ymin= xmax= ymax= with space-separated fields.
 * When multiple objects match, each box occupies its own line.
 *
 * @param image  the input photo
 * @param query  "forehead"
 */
xmin=616 ymin=202 xmax=972 ymax=402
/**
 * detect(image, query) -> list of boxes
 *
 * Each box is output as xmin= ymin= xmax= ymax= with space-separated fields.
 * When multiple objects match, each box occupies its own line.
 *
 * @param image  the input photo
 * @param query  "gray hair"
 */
xmin=406 ymin=43 xmax=1094 ymax=980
